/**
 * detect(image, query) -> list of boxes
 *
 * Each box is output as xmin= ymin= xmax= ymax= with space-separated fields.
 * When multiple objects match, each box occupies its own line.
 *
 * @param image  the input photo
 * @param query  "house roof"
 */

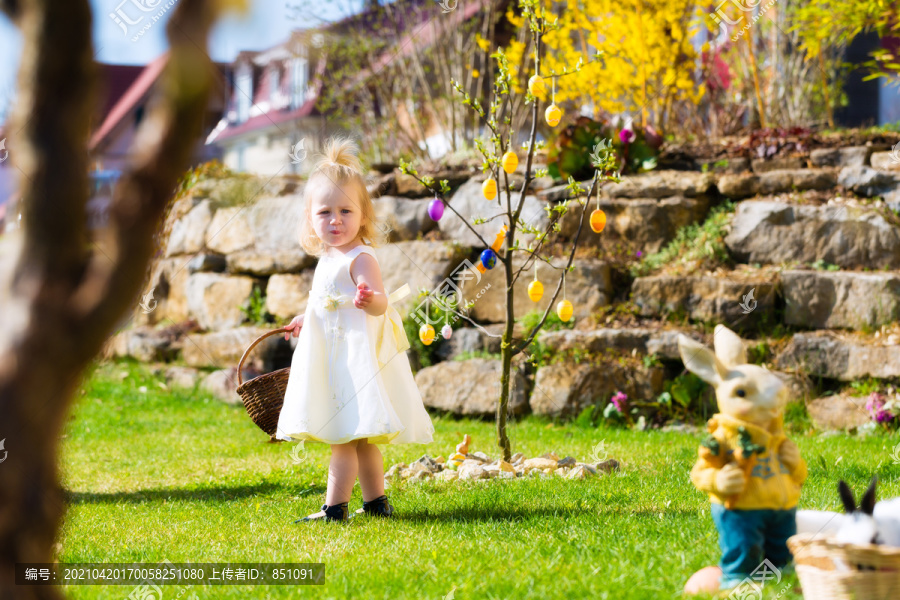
xmin=89 ymin=53 xmax=170 ymax=152
xmin=206 ymin=95 xmax=319 ymax=144
xmin=89 ymin=53 xmax=231 ymax=153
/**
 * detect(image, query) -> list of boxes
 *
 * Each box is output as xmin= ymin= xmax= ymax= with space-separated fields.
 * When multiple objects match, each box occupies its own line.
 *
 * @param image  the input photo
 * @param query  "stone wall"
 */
xmin=104 ymin=138 xmax=900 ymax=431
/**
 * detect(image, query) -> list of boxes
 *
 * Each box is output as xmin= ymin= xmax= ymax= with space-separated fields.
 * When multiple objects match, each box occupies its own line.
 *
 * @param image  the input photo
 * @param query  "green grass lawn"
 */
xmin=54 ymin=358 xmax=900 ymax=599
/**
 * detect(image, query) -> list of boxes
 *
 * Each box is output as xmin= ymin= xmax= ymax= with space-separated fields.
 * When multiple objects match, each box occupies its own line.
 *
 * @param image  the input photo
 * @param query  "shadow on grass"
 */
xmin=63 ymin=483 xmax=327 ymax=505
xmin=391 ymin=505 xmax=704 ymax=523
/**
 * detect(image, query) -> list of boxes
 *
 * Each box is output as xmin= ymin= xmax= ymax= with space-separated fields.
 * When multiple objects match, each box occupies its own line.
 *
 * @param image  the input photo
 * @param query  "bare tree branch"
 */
xmin=0 ymin=0 xmax=221 ymax=594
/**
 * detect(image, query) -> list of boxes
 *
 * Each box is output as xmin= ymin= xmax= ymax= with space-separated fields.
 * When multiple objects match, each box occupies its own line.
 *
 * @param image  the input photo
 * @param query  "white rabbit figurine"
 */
xmin=679 ymin=325 xmax=808 ymax=594
xmin=796 ymin=477 xmax=900 ymax=560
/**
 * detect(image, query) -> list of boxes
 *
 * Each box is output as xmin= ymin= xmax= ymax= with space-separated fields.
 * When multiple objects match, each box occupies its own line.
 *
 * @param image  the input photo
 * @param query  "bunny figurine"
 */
xmin=679 ymin=325 xmax=808 ymax=593
xmin=796 ymin=477 xmax=900 ymax=556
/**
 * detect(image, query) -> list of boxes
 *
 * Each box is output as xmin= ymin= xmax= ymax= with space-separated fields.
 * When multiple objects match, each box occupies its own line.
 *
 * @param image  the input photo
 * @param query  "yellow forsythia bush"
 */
xmin=503 ymin=0 xmax=705 ymax=130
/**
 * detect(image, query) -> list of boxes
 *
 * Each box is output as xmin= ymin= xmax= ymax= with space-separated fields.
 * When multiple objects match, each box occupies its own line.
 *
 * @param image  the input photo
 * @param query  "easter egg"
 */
xmin=482 ymin=178 xmax=497 ymax=200
xmin=528 ymin=75 xmax=545 ymax=97
xmin=441 ymin=324 xmax=453 ymax=339
xmin=427 ymin=197 xmax=444 ymax=221
xmin=684 ymin=566 xmax=723 ymax=595
xmin=527 ymin=280 xmax=544 ymax=302
xmin=480 ymin=248 xmax=497 ymax=269
xmin=501 ymin=151 xmax=518 ymax=174
xmin=557 ymin=299 xmax=573 ymax=322
xmin=590 ymin=209 xmax=607 ymax=233
xmin=419 ymin=323 xmax=435 ymax=345
xmin=447 ymin=452 xmax=465 ymax=470
xmin=545 ymin=104 xmax=562 ymax=127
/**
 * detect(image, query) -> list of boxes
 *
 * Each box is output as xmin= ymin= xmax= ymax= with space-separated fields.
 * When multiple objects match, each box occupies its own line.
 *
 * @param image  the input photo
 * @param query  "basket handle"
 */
xmin=237 ymin=326 xmax=292 ymax=386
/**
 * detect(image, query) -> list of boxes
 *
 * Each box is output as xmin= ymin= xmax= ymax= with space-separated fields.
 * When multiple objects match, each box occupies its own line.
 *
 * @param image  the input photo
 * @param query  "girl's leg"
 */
xmin=356 ymin=438 xmax=386 ymax=502
xmin=325 ymin=440 xmax=359 ymax=505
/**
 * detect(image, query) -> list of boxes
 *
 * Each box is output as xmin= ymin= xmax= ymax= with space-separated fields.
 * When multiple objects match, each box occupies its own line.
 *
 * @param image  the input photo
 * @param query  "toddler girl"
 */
xmin=277 ymin=135 xmax=434 ymax=523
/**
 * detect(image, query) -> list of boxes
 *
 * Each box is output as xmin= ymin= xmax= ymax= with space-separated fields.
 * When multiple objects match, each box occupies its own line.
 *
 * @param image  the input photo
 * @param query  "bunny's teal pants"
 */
xmin=710 ymin=504 xmax=797 ymax=589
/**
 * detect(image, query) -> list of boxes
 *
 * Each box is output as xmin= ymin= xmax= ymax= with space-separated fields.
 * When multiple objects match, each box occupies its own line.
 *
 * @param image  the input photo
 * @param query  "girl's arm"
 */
xmin=350 ymin=253 xmax=388 ymax=317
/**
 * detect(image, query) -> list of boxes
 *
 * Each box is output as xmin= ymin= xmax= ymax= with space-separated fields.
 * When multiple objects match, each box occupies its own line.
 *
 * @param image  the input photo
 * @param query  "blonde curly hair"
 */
xmin=298 ymin=135 xmax=387 ymax=257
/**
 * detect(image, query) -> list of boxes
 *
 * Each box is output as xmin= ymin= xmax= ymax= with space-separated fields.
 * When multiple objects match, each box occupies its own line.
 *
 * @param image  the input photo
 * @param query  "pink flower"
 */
xmin=866 ymin=392 xmax=894 ymax=424
xmin=611 ymin=391 xmax=628 ymax=412
xmin=619 ymin=128 xmax=636 ymax=144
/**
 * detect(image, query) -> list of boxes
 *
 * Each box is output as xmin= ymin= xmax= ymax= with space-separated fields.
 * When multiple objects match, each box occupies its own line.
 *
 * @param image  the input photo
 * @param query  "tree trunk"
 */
xmin=0 ymin=0 xmax=221 ymax=596
xmin=496 ymin=246 xmax=515 ymax=463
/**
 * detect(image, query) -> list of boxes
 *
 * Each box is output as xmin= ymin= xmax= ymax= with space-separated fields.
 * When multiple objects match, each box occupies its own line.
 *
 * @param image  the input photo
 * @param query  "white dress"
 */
xmin=275 ymin=243 xmax=435 ymax=445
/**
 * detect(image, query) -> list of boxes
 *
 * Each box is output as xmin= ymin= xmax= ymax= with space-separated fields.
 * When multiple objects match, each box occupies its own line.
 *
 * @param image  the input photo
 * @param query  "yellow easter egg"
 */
xmin=528 ymin=280 xmax=544 ymax=302
xmin=501 ymin=151 xmax=518 ymax=174
xmin=419 ymin=323 xmax=435 ymax=345
xmin=545 ymin=104 xmax=562 ymax=127
xmin=557 ymin=299 xmax=573 ymax=322
xmin=590 ymin=209 xmax=607 ymax=233
xmin=528 ymin=75 xmax=546 ymax=97
xmin=482 ymin=177 xmax=497 ymax=200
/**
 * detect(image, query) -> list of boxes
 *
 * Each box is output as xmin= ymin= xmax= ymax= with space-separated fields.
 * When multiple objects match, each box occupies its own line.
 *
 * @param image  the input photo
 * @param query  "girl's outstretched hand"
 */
xmin=284 ymin=314 xmax=304 ymax=340
xmin=354 ymin=282 xmax=376 ymax=309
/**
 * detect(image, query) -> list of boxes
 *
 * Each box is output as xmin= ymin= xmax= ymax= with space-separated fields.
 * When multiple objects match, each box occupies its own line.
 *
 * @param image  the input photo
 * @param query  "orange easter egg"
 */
xmin=556 ymin=299 xmax=573 ymax=322
xmin=545 ymin=104 xmax=562 ymax=127
xmin=482 ymin=178 xmax=497 ymax=200
xmin=590 ymin=209 xmax=607 ymax=233
xmin=501 ymin=151 xmax=518 ymax=174
xmin=528 ymin=75 xmax=546 ymax=97
xmin=527 ymin=280 xmax=544 ymax=302
xmin=419 ymin=323 xmax=435 ymax=345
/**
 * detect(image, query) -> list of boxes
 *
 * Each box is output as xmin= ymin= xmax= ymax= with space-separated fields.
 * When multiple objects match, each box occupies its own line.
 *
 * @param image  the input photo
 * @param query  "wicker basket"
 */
xmin=787 ymin=532 xmax=900 ymax=600
xmin=235 ymin=326 xmax=292 ymax=440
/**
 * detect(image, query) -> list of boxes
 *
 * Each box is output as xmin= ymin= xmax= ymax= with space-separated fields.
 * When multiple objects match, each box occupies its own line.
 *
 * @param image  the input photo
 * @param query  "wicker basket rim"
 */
xmin=789 ymin=532 xmax=900 ymax=557
xmin=237 ymin=326 xmax=292 ymax=386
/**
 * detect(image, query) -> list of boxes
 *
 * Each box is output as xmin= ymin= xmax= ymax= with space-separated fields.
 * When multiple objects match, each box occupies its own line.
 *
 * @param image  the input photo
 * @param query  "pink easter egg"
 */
xmin=683 ymin=566 xmax=722 ymax=595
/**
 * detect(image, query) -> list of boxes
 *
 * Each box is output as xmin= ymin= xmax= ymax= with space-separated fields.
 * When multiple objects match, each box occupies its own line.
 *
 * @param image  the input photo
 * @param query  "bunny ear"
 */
xmin=860 ymin=476 xmax=878 ymax=516
xmin=713 ymin=325 xmax=747 ymax=368
xmin=838 ymin=480 xmax=857 ymax=514
xmin=677 ymin=334 xmax=728 ymax=386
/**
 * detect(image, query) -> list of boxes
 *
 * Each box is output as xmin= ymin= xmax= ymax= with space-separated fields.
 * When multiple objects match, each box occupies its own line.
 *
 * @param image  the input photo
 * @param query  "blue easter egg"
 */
xmin=480 ymin=248 xmax=496 ymax=269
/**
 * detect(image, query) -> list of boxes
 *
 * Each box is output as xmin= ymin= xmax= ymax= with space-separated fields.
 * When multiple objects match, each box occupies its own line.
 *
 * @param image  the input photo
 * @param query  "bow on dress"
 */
xmin=375 ymin=283 xmax=411 ymax=367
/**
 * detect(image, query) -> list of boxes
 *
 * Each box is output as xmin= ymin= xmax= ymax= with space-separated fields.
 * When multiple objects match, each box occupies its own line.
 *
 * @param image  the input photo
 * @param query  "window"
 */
xmin=291 ymin=56 xmax=308 ymax=109
xmin=236 ymin=63 xmax=252 ymax=123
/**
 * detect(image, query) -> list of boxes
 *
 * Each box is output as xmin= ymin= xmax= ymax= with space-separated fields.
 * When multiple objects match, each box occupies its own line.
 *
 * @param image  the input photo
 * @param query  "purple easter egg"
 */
xmin=428 ymin=197 xmax=445 ymax=221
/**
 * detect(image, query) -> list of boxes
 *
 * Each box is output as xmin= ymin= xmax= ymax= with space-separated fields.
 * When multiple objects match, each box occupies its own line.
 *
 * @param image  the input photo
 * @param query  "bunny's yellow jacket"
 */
xmin=691 ymin=413 xmax=808 ymax=510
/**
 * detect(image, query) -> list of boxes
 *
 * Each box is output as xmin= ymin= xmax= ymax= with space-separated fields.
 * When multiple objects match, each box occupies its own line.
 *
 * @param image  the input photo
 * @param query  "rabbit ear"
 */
xmin=860 ymin=477 xmax=878 ymax=516
xmin=678 ymin=334 xmax=729 ymax=386
xmin=838 ymin=480 xmax=857 ymax=514
xmin=713 ymin=325 xmax=747 ymax=368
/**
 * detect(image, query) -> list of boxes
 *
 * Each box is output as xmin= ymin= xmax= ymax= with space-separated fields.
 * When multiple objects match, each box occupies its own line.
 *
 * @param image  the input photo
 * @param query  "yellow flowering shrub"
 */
xmin=503 ymin=0 xmax=704 ymax=129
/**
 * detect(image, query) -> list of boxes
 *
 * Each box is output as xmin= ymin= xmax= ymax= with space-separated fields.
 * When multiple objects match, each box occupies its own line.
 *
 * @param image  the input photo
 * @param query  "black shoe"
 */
xmin=354 ymin=494 xmax=394 ymax=518
xmin=295 ymin=502 xmax=349 ymax=523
